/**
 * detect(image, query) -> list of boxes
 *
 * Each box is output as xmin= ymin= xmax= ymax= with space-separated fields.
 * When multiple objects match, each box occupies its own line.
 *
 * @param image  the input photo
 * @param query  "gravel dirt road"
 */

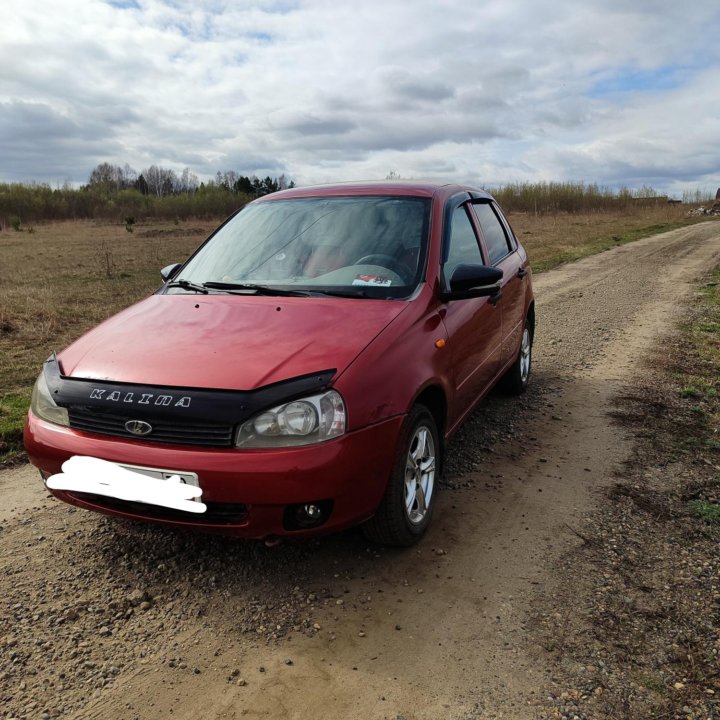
xmin=1 ymin=222 xmax=719 ymax=720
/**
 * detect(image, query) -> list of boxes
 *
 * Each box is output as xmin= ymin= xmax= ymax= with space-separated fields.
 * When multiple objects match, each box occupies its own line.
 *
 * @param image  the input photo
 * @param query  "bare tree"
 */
xmin=122 ymin=163 xmax=138 ymax=188
xmin=178 ymin=168 xmax=199 ymax=193
xmin=144 ymin=165 xmax=178 ymax=197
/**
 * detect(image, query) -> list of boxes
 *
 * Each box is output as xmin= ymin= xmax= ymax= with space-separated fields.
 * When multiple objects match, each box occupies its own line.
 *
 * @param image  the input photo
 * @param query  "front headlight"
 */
xmin=30 ymin=372 xmax=69 ymax=427
xmin=236 ymin=390 xmax=346 ymax=448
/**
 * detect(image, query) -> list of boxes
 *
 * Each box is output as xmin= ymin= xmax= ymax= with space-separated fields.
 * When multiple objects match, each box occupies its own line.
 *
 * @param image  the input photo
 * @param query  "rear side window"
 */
xmin=473 ymin=203 xmax=512 ymax=265
xmin=444 ymin=206 xmax=483 ymax=280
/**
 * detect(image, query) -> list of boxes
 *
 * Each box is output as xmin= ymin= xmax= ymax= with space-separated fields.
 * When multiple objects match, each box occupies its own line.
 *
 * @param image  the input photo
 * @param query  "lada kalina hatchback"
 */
xmin=25 ymin=182 xmax=534 ymax=546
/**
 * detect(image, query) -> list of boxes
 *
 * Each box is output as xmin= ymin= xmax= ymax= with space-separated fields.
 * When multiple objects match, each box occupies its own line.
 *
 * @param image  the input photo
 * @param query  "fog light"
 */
xmin=283 ymin=500 xmax=333 ymax=531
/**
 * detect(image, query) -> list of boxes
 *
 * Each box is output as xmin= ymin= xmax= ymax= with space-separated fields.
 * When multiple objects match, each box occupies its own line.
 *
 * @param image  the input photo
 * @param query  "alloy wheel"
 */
xmin=404 ymin=426 xmax=436 ymax=525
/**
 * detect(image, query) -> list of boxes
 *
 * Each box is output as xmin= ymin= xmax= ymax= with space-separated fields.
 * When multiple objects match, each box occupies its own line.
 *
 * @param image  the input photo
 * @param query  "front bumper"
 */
xmin=24 ymin=411 xmax=404 ymax=538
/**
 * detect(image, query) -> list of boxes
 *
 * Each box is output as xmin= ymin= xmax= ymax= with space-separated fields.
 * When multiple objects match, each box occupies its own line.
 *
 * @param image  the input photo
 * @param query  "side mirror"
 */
xmin=160 ymin=263 xmax=182 ymax=282
xmin=442 ymin=264 xmax=503 ymax=301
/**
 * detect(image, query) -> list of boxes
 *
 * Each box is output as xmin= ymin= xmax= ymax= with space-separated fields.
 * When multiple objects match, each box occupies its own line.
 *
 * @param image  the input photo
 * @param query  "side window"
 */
xmin=444 ymin=205 xmax=483 ymax=280
xmin=473 ymin=202 xmax=512 ymax=265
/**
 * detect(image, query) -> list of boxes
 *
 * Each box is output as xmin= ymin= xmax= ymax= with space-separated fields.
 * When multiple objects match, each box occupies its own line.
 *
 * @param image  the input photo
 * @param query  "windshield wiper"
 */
xmin=168 ymin=279 xmax=366 ymax=299
xmin=307 ymin=288 xmax=371 ymax=298
xmin=201 ymin=281 xmax=312 ymax=297
xmin=166 ymin=279 xmax=209 ymax=294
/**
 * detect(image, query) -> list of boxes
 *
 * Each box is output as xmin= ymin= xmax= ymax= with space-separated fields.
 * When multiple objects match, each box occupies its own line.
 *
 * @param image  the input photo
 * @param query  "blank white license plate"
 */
xmin=117 ymin=462 xmax=200 ymax=488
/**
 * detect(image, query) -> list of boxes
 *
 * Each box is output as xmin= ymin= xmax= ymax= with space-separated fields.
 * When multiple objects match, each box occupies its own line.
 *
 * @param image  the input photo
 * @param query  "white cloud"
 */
xmin=0 ymin=0 xmax=719 ymax=194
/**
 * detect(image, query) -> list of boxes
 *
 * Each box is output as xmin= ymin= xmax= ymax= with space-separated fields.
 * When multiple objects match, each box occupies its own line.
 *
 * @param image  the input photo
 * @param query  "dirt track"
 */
xmin=1 ymin=222 xmax=719 ymax=720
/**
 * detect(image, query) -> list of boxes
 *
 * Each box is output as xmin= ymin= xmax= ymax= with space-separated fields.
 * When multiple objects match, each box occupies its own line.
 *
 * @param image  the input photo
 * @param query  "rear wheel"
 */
xmin=500 ymin=318 xmax=533 ymax=395
xmin=363 ymin=404 xmax=439 ymax=547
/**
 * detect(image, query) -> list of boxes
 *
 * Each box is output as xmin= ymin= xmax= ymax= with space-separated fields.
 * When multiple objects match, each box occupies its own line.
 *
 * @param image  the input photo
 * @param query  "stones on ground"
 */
xmin=127 ymin=589 xmax=148 ymax=606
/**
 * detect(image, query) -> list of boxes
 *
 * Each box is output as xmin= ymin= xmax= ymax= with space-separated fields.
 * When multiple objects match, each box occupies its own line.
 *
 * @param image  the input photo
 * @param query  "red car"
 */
xmin=24 ymin=182 xmax=534 ymax=546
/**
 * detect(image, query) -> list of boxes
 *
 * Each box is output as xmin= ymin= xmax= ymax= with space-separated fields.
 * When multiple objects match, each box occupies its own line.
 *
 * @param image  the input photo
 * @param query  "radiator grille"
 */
xmin=68 ymin=407 xmax=234 ymax=447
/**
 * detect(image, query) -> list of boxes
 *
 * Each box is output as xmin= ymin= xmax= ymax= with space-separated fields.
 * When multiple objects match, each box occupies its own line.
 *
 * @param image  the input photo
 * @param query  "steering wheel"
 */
xmin=354 ymin=254 xmax=412 ymax=284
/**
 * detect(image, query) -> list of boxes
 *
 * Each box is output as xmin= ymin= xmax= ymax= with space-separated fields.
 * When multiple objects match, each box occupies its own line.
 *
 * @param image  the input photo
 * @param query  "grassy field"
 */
xmin=0 ymin=206 xmax=716 ymax=463
xmin=510 ymin=204 xmax=709 ymax=272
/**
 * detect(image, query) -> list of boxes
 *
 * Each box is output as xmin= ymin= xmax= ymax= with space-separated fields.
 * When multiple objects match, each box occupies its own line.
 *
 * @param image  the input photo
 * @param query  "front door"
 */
xmin=440 ymin=203 xmax=502 ymax=430
xmin=471 ymin=201 xmax=528 ymax=366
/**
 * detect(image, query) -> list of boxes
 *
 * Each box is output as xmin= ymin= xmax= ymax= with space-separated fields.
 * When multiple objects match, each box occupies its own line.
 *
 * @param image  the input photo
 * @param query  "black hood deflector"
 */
xmin=44 ymin=354 xmax=336 ymax=425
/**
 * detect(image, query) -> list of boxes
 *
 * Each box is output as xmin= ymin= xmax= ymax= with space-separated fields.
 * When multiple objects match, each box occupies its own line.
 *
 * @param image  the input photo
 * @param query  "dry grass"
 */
xmin=0 ymin=219 xmax=216 ymax=387
xmin=508 ymin=203 xmax=709 ymax=271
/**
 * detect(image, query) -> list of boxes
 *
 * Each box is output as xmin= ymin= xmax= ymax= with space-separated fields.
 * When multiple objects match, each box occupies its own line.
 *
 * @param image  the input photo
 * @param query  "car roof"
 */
xmin=254 ymin=181 xmax=494 ymax=203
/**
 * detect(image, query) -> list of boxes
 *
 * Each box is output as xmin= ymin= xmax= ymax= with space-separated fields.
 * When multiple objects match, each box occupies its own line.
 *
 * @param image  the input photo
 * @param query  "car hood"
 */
xmin=58 ymin=294 xmax=408 ymax=390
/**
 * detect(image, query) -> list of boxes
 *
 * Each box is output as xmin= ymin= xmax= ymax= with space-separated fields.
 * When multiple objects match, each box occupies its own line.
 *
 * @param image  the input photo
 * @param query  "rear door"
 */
xmin=470 ymin=201 xmax=528 ymax=367
xmin=440 ymin=201 xmax=502 ymax=428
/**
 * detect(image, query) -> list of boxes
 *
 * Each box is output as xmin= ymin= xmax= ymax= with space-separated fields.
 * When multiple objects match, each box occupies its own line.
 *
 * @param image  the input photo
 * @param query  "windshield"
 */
xmin=175 ymin=195 xmax=431 ymax=299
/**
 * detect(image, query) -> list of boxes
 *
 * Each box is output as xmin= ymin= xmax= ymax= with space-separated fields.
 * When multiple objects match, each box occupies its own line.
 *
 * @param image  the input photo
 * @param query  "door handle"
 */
xmin=517 ymin=266 xmax=528 ymax=278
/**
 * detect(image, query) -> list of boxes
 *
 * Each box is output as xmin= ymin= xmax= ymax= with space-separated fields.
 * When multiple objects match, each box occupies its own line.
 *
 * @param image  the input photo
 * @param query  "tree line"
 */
xmin=0 ymin=163 xmax=295 ymax=227
xmin=489 ymin=181 xmax=672 ymax=215
xmin=0 ymin=170 xmax=707 ymax=229
xmin=87 ymin=162 xmax=294 ymax=198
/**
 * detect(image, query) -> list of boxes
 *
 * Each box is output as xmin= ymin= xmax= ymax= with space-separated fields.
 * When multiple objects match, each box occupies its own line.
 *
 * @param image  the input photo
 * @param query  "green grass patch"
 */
xmin=680 ymin=386 xmax=701 ymax=398
xmin=0 ymin=388 xmax=31 ymax=465
xmin=690 ymin=500 xmax=720 ymax=524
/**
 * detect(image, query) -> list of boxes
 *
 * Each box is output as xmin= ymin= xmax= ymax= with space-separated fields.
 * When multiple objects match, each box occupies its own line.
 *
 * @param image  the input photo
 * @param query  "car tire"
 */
xmin=500 ymin=318 xmax=533 ymax=395
xmin=362 ymin=404 xmax=440 ymax=547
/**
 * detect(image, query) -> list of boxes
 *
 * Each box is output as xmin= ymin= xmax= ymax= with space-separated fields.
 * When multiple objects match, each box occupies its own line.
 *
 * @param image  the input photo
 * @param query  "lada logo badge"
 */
xmin=125 ymin=420 xmax=153 ymax=436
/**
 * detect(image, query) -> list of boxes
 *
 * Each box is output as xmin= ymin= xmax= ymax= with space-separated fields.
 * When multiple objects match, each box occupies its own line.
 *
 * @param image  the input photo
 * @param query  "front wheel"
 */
xmin=362 ymin=405 xmax=440 ymax=547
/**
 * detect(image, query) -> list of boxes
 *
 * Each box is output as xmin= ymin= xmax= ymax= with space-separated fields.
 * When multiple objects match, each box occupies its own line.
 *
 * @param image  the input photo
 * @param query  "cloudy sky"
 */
xmin=2 ymin=0 xmax=719 ymax=195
